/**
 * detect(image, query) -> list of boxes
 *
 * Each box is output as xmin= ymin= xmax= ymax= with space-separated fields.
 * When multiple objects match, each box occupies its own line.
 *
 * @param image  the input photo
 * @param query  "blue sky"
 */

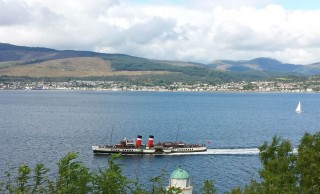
xmin=128 ymin=0 xmax=320 ymax=10
xmin=280 ymin=0 xmax=320 ymax=10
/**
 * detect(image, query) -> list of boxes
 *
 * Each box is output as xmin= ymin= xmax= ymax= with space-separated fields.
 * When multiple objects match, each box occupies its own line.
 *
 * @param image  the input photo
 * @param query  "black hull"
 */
xmin=93 ymin=149 xmax=207 ymax=155
xmin=93 ymin=150 xmax=144 ymax=155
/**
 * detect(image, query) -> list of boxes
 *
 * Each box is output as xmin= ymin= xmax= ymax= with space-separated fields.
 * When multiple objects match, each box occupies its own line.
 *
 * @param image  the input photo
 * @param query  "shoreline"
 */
xmin=0 ymin=88 xmax=319 ymax=94
xmin=1 ymin=80 xmax=319 ymax=93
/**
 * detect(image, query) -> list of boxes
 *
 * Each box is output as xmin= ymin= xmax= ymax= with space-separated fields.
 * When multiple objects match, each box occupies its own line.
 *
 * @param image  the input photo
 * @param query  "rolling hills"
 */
xmin=209 ymin=57 xmax=320 ymax=75
xmin=1 ymin=43 xmax=320 ymax=83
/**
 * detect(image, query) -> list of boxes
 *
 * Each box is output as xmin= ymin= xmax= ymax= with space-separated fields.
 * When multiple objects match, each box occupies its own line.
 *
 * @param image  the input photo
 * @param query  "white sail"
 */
xmin=296 ymin=101 xmax=302 ymax=113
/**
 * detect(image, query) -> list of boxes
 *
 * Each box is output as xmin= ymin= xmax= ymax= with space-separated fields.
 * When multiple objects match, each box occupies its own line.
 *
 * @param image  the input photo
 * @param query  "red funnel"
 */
xmin=147 ymin=135 xmax=154 ymax=147
xmin=136 ymin=135 xmax=142 ymax=147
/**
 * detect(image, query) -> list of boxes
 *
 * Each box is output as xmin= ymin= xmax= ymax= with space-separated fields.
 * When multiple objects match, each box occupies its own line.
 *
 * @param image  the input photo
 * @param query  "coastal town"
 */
xmin=1 ymin=80 xmax=320 ymax=92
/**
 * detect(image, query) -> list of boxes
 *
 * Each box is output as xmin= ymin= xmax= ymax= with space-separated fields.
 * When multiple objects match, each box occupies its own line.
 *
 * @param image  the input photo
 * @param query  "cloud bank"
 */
xmin=1 ymin=0 xmax=320 ymax=64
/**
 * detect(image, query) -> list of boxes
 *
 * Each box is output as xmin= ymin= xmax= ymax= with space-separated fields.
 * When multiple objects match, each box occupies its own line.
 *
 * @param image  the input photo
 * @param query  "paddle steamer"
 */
xmin=92 ymin=135 xmax=207 ymax=155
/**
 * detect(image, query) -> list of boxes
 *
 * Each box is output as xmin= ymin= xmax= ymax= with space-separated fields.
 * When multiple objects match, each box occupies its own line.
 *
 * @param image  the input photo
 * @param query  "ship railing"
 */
xmin=99 ymin=144 xmax=141 ymax=149
xmin=175 ymin=144 xmax=206 ymax=148
xmin=156 ymin=142 xmax=206 ymax=148
xmin=100 ymin=145 xmax=114 ymax=148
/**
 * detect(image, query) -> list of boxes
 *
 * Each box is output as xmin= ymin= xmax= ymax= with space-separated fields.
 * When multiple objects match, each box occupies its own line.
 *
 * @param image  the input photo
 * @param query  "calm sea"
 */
xmin=1 ymin=90 xmax=319 ymax=193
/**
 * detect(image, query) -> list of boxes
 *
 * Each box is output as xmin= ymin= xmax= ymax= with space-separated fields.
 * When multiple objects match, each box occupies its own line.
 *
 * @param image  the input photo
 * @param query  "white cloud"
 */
xmin=1 ymin=0 xmax=320 ymax=64
xmin=0 ymin=0 xmax=32 ymax=25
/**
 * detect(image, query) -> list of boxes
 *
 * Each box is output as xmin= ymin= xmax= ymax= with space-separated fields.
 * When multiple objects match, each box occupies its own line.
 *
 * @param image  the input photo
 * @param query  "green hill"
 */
xmin=0 ymin=43 xmax=241 ymax=83
xmin=1 ymin=43 xmax=320 ymax=83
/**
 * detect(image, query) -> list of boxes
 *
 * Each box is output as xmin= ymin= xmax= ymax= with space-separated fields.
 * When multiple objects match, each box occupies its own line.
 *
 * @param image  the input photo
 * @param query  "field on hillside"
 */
xmin=0 ymin=57 xmax=174 ymax=77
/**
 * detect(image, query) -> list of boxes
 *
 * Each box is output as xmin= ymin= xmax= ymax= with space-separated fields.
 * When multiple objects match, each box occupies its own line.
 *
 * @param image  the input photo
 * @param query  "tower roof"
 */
xmin=170 ymin=167 xmax=189 ymax=179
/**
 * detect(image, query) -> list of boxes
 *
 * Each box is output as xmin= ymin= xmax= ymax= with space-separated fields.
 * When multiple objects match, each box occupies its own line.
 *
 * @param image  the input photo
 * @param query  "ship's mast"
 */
xmin=109 ymin=125 xmax=114 ymax=146
xmin=175 ymin=124 xmax=180 ymax=143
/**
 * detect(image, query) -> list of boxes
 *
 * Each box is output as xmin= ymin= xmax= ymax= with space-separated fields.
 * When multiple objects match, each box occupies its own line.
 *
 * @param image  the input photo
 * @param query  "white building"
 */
xmin=166 ymin=167 xmax=193 ymax=194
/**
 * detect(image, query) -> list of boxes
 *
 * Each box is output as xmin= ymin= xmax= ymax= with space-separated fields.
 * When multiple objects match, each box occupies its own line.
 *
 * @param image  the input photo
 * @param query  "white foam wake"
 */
xmin=105 ymin=148 xmax=298 ymax=156
xmin=167 ymin=148 xmax=298 ymax=156
xmin=168 ymin=148 xmax=260 ymax=156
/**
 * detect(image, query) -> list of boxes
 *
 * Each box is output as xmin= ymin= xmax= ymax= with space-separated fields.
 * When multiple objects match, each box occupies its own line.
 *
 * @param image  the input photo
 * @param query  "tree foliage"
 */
xmin=296 ymin=132 xmax=320 ymax=193
xmin=258 ymin=136 xmax=298 ymax=193
xmin=92 ymin=154 xmax=130 ymax=194
xmin=201 ymin=179 xmax=217 ymax=194
xmin=56 ymin=152 xmax=92 ymax=194
xmin=149 ymin=169 xmax=167 ymax=194
xmin=231 ymin=132 xmax=320 ymax=194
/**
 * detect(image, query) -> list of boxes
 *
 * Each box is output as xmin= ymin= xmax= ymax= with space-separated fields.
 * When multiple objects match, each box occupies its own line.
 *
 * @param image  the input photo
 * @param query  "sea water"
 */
xmin=1 ymin=90 xmax=319 ymax=193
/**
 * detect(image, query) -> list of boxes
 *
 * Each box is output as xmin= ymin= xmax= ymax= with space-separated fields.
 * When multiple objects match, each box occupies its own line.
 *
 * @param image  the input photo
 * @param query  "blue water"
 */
xmin=1 ymin=90 xmax=320 ymax=193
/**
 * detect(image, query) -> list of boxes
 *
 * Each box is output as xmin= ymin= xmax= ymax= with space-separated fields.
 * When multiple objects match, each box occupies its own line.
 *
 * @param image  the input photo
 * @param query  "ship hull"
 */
xmin=92 ymin=146 xmax=207 ymax=155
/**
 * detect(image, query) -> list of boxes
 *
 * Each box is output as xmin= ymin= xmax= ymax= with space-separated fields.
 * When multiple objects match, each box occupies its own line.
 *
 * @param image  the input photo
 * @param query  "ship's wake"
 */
xmin=165 ymin=147 xmax=298 ymax=156
xmin=167 ymin=148 xmax=260 ymax=156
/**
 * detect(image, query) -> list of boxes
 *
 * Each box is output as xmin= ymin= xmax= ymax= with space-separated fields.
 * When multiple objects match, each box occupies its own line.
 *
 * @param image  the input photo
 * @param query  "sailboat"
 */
xmin=295 ymin=101 xmax=302 ymax=113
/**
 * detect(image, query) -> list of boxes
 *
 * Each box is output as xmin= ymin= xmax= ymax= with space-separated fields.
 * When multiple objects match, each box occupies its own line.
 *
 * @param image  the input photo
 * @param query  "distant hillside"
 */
xmin=1 ymin=43 xmax=320 ymax=83
xmin=0 ymin=57 xmax=173 ymax=77
xmin=209 ymin=57 xmax=320 ymax=76
xmin=0 ymin=43 xmax=233 ymax=83
xmin=294 ymin=62 xmax=320 ymax=75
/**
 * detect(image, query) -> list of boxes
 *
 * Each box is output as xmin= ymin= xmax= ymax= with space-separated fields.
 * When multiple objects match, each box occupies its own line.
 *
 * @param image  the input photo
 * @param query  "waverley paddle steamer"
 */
xmin=92 ymin=135 xmax=207 ymax=155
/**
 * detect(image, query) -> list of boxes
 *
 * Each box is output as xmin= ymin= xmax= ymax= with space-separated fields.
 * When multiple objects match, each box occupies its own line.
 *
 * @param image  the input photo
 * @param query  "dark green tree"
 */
xmin=166 ymin=186 xmax=183 ymax=194
xmin=257 ymin=136 xmax=298 ymax=193
xmin=149 ymin=169 xmax=167 ymax=194
xmin=92 ymin=154 xmax=131 ymax=194
xmin=1 ymin=164 xmax=15 ymax=193
xmin=15 ymin=163 xmax=31 ymax=193
xmin=56 ymin=152 xmax=92 ymax=194
xmin=229 ymin=136 xmax=299 ymax=194
xmin=32 ymin=163 xmax=50 ymax=193
xmin=230 ymin=180 xmax=265 ymax=194
xmin=296 ymin=132 xmax=320 ymax=193
xmin=128 ymin=177 xmax=148 ymax=194
xmin=200 ymin=179 xmax=217 ymax=194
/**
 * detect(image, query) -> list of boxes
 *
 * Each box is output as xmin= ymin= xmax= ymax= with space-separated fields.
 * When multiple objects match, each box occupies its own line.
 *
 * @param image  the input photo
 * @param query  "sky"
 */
xmin=1 ymin=0 xmax=320 ymax=64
